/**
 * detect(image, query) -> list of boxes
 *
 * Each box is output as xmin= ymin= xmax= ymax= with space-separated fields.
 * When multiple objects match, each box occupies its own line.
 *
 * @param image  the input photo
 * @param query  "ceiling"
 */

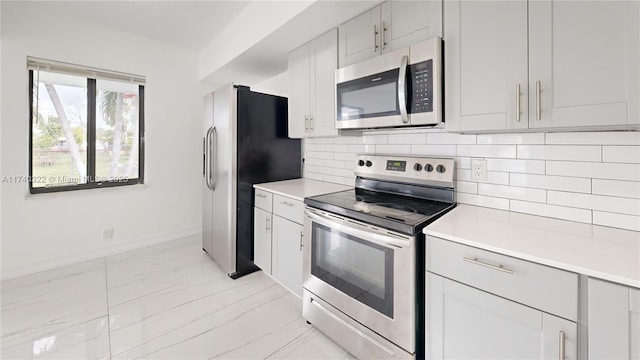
xmin=200 ymin=0 xmax=380 ymax=87
xmin=28 ymin=1 xmax=252 ymax=50
xmin=24 ymin=0 xmax=380 ymax=87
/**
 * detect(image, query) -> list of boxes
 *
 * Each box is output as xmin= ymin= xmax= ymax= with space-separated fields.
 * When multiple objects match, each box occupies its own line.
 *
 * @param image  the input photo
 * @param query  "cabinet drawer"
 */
xmin=427 ymin=236 xmax=578 ymax=321
xmin=254 ymin=189 xmax=273 ymax=212
xmin=273 ymin=194 xmax=304 ymax=224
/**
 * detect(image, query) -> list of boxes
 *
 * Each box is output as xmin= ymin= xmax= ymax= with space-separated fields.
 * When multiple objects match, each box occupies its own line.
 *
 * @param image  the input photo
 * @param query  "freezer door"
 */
xmin=202 ymin=93 xmax=214 ymax=255
xmin=209 ymin=84 xmax=237 ymax=275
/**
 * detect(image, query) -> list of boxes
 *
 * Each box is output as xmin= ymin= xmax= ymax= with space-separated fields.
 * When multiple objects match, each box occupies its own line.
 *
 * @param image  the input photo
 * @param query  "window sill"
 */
xmin=24 ymin=182 xmax=149 ymax=200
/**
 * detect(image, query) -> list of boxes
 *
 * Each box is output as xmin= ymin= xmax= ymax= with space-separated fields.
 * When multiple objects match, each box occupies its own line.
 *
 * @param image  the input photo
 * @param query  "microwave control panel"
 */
xmin=409 ymin=60 xmax=433 ymax=114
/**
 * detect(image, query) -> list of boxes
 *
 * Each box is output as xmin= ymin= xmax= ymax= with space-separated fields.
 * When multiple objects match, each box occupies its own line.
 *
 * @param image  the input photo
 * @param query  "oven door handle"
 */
xmin=305 ymin=209 xmax=411 ymax=249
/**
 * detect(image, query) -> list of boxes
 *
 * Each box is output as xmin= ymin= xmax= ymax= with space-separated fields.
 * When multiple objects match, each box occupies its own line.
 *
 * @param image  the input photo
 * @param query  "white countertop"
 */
xmin=424 ymin=204 xmax=640 ymax=288
xmin=254 ymin=178 xmax=352 ymax=202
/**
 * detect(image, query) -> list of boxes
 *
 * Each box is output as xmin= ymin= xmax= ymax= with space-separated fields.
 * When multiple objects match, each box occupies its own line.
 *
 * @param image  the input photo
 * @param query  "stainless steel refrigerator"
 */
xmin=203 ymin=84 xmax=301 ymax=279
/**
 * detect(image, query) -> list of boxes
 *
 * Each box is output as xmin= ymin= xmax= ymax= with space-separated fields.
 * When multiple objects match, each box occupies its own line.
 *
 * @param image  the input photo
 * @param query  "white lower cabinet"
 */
xmin=253 ymin=188 xmax=304 ymax=297
xmin=427 ymin=272 xmax=577 ymax=359
xmin=588 ymin=278 xmax=640 ymax=360
xmin=426 ymin=236 xmax=578 ymax=359
xmin=272 ymin=215 xmax=304 ymax=297
xmin=253 ymin=207 xmax=272 ymax=273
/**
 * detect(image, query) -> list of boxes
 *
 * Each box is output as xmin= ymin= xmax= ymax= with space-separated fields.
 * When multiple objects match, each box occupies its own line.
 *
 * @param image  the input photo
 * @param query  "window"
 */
xmin=28 ymin=58 xmax=145 ymax=193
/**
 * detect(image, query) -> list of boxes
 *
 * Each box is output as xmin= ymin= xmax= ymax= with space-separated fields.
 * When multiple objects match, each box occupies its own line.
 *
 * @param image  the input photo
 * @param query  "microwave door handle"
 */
xmin=398 ymin=55 xmax=409 ymax=124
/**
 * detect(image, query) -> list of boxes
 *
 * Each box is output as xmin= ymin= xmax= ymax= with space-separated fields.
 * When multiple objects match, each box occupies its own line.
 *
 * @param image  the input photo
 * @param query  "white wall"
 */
xmin=304 ymin=130 xmax=640 ymax=232
xmin=0 ymin=2 xmax=203 ymax=279
xmin=251 ymin=71 xmax=289 ymax=98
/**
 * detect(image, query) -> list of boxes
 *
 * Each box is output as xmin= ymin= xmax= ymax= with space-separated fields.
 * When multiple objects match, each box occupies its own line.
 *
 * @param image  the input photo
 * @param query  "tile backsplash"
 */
xmin=302 ymin=130 xmax=640 ymax=231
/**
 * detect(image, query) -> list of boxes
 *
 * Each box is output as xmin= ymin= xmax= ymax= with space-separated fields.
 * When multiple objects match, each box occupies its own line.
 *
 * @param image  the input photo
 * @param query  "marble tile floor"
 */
xmin=1 ymin=236 xmax=354 ymax=359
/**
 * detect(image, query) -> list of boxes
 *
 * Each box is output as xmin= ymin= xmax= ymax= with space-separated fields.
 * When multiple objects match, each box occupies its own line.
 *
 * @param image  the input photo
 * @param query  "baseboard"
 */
xmin=1 ymin=225 xmax=202 ymax=281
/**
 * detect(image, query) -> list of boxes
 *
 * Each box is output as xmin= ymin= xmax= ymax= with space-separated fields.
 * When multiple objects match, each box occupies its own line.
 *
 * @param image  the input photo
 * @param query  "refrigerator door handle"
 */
xmin=210 ymin=126 xmax=217 ymax=190
xmin=205 ymin=127 xmax=215 ymax=191
xmin=203 ymin=136 xmax=207 ymax=177
xmin=204 ymin=127 xmax=211 ymax=189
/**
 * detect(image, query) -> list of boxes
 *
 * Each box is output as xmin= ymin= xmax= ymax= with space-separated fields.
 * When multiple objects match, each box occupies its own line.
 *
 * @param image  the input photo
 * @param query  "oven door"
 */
xmin=335 ymin=47 xmax=410 ymax=129
xmin=303 ymin=208 xmax=415 ymax=353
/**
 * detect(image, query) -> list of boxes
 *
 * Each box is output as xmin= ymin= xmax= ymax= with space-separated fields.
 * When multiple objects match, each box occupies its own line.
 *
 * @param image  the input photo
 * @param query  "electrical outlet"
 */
xmin=471 ymin=159 xmax=487 ymax=181
xmin=102 ymin=228 xmax=113 ymax=241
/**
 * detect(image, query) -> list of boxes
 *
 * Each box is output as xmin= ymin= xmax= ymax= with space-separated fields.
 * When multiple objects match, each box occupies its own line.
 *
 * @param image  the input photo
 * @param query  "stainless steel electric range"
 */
xmin=302 ymin=154 xmax=456 ymax=360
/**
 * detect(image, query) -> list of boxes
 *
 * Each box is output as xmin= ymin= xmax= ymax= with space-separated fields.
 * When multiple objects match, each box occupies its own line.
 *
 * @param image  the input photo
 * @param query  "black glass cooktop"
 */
xmin=304 ymin=188 xmax=456 ymax=235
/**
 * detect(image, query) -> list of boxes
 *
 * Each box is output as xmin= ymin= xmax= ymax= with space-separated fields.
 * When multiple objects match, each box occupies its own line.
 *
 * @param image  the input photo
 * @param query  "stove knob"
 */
xmin=413 ymin=163 xmax=423 ymax=171
xmin=366 ymin=160 xmax=373 ymax=167
xmin=425 ymin=164 xmax=434 ymax=172
xmin=436 ymin=164 xmax=446 ymax=173
xmin=358 ymin=160 xmax=365 ymax=166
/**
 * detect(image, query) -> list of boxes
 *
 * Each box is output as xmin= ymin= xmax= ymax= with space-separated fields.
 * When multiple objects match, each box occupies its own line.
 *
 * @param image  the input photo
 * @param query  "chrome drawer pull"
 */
xmin=256 ymin=193 xmax=266 ymax=198
xmin=281 ymin=201 xmax=294 ymax=207
xmin=559 ymin=331 xmax=566 ymax=360
xmin=463 ymin=257 xmax=514 ymax=274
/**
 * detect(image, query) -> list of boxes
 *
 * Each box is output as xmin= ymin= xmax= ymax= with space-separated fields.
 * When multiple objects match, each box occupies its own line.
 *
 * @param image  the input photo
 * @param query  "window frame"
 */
xmin=28 ymin=63 xmax=145 ymax=194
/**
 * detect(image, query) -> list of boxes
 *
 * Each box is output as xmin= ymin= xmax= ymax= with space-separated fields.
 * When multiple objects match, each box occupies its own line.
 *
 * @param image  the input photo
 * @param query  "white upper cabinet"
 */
xmin=380 ymin=0 xmax=442 ymax=53
xmin=310 ymin=29 xmax=339 ymax=137
xmin=446 ymin=0 xmax=640 ymax=133
xmin=339 ymin=0 xmax=442 ymax=67
xmin=338 ymin=6 xmax=382 ymax=67
xmin=445 ymin=0 xmax=529 ymax=132
xmin=528 ymin=0 xmax=640 ymax=129
xmin=288 ymin=43 xmax=311 ymax=138
xmin=288 ymin=28 xmax=339 ymax=138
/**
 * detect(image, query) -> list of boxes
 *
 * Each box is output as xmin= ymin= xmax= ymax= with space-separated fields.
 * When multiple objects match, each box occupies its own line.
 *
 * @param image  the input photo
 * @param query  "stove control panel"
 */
xmin=354 ymin=154 xmax=455 ymax=187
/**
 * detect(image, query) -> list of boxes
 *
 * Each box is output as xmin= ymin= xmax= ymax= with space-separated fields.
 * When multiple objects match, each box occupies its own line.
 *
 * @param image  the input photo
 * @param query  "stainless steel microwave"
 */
xmin=335 ymin=37 xmax=442 ymax=130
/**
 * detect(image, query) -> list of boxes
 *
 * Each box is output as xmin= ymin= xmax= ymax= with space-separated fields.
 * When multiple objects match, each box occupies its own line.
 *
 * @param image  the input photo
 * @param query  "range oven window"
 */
xmin=311 ymin=222 xmax=394 ymax=318
xmin=336 ymin=68 xmax=400 ymax=121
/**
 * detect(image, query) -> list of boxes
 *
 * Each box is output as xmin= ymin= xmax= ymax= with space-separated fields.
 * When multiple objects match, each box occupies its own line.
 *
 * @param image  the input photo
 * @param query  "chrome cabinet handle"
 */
xmin=281 ymin=201 xmax=294 ymax=207
xmin=309 ymin=115 xmax=313 ymax=132
xmin=398 ymin=55 xmax=409 ymax=123
xmin=299 ymin=231 xmax=304 ymax=251
xmin=373 ymin=24 xmax=379 ymax=53
xmin=266 ymin=218 xmax=271 ymax=232
xmin=304 ymin=115 xmax=309 ymax=132
xmin=536 ymin=80 xmax=541 ymax=121
xmin=515 ymin=84 xmax=521 ymax=122
xmin=463 ymin=257 xmax=514 ymax=274
xmin=559 ymin=331 xmax=565 ymax=360
xmin=256 ymin=193 xmax=266 ymax=198
xmin=382 ymin=21 xmax=388 ymax=50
